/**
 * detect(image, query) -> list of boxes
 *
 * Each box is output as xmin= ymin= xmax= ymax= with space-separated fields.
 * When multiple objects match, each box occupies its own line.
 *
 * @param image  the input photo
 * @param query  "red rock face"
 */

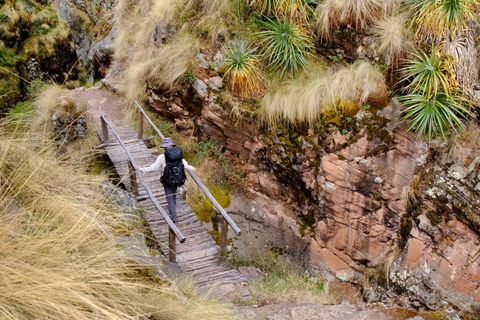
xmin=146 ymin=84 xmax=480 ymax=310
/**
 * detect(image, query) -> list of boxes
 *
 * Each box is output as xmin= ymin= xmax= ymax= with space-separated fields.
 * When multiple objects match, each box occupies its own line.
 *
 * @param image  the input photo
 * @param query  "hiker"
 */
xmin=139 ymin=138 xmax=194 ymax=223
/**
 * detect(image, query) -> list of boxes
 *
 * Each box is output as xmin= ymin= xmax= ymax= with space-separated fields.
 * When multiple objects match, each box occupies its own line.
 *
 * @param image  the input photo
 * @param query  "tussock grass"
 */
xmin=257 ymin=18 xmax=314 ymax=76
xmin=122 ymin=32 xmax=199 ymax=101
xmin=115 ymin=0 xmax=204 ymax=101
xmin=224 ymin=40 xmax=265 ymax=98
xmin=400 ymin=49 xmax=457 ymax=97
xmin=398 ymin=48 xmax=473 ymax=140
xmin=407 ymin=0 xmax=479 ymax=43
xmin=316 ymin=0 xmax=399 ymax=40
xmin=372 ymin=13 xmax=413 ymax=67
xmin=30 ymin=85 xmax=83 ymax=134
xmin=263 ymin=61 xmax=388 ymax=124
xmin=248 ymin=0 xmax=314 ymax=24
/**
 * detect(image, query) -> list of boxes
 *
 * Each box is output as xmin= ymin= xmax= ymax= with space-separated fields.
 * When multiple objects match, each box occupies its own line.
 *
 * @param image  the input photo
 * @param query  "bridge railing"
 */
xmin=134 ymin=101 xmax=241 ymax=253
xmin=100 ymin=112 xmax=186 ymax=263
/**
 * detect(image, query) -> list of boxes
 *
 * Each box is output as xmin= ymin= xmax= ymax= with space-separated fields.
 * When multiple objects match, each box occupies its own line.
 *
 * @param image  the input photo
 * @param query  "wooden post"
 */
xmin=138 ymin=110 xmax=144 ymax=140
xmin=101 ymin=117 xmax=108 ymax=142
xmin=127 ymin=160 xmax=138 ymax=196
xmin=169 ymin=227 xmax=176 ymax=263
xmin=220 ymin=217 xmax=228 ymax=253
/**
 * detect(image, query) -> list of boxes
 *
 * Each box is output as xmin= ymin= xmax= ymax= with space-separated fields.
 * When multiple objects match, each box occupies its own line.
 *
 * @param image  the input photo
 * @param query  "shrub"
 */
xmin=257 ymin=18 xmax=313 ymax=76
xmin=400 ymin=49 xmax=456 ymax=98
xmin=407 ymin=0 xmax=479 ymax=42
xmin=223 ymin=40 xmax=264 ymax=98
xmin=315 ymin=0 xmax=399 ymax=40
xmin=399 ymin=92 xmax=471 ymax=140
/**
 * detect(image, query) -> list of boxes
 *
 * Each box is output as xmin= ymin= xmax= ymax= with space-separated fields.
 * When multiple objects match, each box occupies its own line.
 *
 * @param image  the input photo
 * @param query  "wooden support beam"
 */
xmin=138 ymin=110 xmax=144 ymax=140
xmin=220 ymin=217 xmax=228 ymax=254
xmin=169 ymin=227 xmax=176 ymax=263
xmin=101 ymin=117 xmax=109 ymax=142
xmin=128 ymin=160 xmax=138 ymax=196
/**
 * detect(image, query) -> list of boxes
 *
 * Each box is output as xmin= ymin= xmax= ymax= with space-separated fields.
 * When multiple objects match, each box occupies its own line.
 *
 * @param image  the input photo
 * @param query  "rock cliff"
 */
xmin=134 ymin=59 xmax=480 ymax=311
xmin=61 ymin=1 xmax=480 ymax=312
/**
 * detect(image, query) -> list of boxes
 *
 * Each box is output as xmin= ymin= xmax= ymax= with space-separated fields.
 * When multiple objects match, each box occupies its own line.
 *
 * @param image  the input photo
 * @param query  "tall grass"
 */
xmin=263 ymin=61 xmax=388 ymax=124
xmin=257 ymin=18 xmax=313 ymax=76
xmin=223 ymin=40 xmax=265 ymax=98
xmin=372 ymin=13 xmax=413 ymax=67
xmin=315 ymin=0 xmax=399 ymax=40
xmin=0 ymin=100 xmax=237 ymax=319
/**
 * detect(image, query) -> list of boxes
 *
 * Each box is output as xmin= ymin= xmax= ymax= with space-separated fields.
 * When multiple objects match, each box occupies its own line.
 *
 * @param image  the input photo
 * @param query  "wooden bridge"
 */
xmin=96 ymin=102 xmax=249 ymax=295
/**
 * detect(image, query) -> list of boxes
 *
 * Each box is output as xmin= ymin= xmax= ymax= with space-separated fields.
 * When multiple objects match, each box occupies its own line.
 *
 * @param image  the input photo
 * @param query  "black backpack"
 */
xmin=161 ymin=147 xmax=187 ymax=187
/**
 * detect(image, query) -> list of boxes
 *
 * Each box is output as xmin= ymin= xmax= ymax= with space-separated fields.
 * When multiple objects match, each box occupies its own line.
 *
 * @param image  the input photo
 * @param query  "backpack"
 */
xmin=161 ymin=147 xmax=187 ymax=187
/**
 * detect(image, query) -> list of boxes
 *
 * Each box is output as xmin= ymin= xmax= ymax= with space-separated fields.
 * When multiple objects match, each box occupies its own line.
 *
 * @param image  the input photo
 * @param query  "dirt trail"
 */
xmin=73 ymin=86 xmax=128 ymax=127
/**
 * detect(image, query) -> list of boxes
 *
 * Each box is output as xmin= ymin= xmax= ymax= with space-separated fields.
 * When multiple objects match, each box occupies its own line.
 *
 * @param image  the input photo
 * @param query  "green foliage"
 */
xmin=0 ymin=48 xmax=23 ymax=67
xmin=408 ymin=0 xmax=479 ymax=41
xmin=257 ymin=18 xmax=313 ymax=76
xmin=399 ymin=92 xmax=471 ymax=140
xmin=189 ymin=185 xmax=231 ymax=223
xmin=4 ymin=101 xmax=35 ymax=131
xmin=26 ymin=79 xmax=46 ymax=98
xmin=229 ymin=251 xmax=327 ymax=303
xmin=399 ymin=48 xmax=471 ymax=140
xmin=224 ymin=40 xmax=264 ymax=98
xmin=401 ymin=49 xmax=456 ymax=97
xmin=181 ymin=69 xmax=197 ymax=85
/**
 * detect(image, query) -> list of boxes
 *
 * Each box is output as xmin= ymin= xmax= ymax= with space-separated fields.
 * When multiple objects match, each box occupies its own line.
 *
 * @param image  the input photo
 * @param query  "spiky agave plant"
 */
xmin=400 ymin=49 xmax=456 ymax=98
xmin=223 ymin=40 xmax=265 ymax=98
xmin=257 ymin=18 xmax=313 ymax=76
xmin=408 ymin=0 xmax=479 ymax=42
xmin=399 ymin=92 xmax=471 ymax=140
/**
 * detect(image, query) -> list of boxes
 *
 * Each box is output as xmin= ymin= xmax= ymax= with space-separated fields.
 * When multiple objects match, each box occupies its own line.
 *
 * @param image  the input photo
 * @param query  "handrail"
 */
xmin=133 ymin=101 xmax=242 ymax=237
xmin=99 ymin=111 xmax=186 ymax=244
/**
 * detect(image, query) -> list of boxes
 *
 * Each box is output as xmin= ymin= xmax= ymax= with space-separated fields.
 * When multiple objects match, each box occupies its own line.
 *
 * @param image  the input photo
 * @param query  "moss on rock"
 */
xmin=0 ymin=0 xmax=78 ymax=111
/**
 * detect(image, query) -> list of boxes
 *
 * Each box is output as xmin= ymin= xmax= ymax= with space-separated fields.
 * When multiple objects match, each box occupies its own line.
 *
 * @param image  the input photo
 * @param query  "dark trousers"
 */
xmin=163 ymin=184 xmax=178 ymax=223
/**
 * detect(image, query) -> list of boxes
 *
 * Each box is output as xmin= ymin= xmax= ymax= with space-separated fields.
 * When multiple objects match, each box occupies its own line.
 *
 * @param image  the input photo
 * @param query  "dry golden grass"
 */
xmin=315 ymin=0 xmax=399 ymax=40
xmin=263 ymin=61 xmax=388 ymax=124
xmin=372 ymin=13 xmax=413 ymax=67
xmin=122 ymin=32 xmax=199 ymax=102
xmin=30 ymin=85 xmax=84 ymax=135
xmin=0 ymin=100 xmax=238 ymax=319
xmin=114 ymin=0 xmax=203 ymax=102
xmin=443 ymin=27 xmax=478 ymax=95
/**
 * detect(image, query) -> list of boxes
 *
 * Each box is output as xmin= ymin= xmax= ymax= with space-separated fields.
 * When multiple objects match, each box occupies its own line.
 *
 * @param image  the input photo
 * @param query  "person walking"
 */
xmin=139 ymin=137 xmax=194 ymax=223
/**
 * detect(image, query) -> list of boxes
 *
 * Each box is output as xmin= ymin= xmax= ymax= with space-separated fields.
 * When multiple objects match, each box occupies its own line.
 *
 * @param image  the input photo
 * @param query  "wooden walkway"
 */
xmin=97 ymin=124 xmax=250 ymax=296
